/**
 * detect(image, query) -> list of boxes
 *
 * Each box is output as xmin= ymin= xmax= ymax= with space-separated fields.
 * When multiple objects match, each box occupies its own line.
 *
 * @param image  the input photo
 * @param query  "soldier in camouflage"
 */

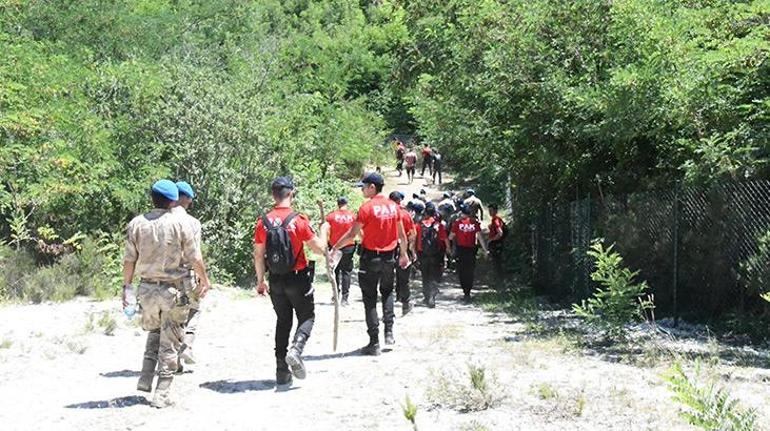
xmin=122 ymin=179 xmax=211 ymax=408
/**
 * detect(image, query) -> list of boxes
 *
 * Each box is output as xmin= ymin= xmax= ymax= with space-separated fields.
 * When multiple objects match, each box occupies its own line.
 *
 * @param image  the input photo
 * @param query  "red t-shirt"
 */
xmin=489 ymin=215 xmax=505 ymax=241
xmin=415 ymin=216 xmax=447 ymax=252
xmin=326 ymin=209 xmax=356 ymax=247
xmin=451 ymin=216 xmax=481 ymax=248
xmin=254 ymin=207 xmax=314 ymax=271
xmin=357 ymin=194 xmax=400 ymax=252
xmin=422 ymin=147 xmax=432 ymax=158
xmin=405 ymin=152 xmax=417 ymax=167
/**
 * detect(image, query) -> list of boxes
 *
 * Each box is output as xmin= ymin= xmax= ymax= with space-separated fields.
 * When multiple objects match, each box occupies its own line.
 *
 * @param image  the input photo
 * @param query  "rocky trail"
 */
xmin=1 ymin=168 xmax=769 ymax=431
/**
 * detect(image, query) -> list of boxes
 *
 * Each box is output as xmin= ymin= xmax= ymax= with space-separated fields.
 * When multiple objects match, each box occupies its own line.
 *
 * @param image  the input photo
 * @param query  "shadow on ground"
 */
xmin=199 ymin=379 xmax=275 ymax=393
xmin=99 ymin=370 xmax=141 ymax=378
xmin=66 ymin=396 xmax=149 ymax=409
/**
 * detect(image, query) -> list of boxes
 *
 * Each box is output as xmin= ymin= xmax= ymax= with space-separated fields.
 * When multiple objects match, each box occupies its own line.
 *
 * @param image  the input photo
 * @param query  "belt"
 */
xmin=361 ymin=248 xmax=396 ymax=256
xmin=270 ymin=267 xmax=310 ymax=277
xmin=140 ymin=279 xmax=182 ymax=287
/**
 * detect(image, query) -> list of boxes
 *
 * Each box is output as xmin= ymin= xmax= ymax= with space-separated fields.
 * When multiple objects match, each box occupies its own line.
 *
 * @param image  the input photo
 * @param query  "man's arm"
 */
xmin=396 ymin=220 xmax=409 ymax=268
xmin=121 ymin=260 xmax=136 ymax=307
xmin=191 ymin=257 xmax=211 ymax=297
xmin=320 ymin=222 xmax=330 ymax=247
xmin=254 ymin=242 xmax=268 ymax=295
xmin=476 ymin=232 xmax=489 ymax=254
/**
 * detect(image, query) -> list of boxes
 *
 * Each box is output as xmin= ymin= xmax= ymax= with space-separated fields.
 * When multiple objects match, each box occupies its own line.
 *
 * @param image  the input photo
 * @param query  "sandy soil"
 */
xmin=1 ymin=169 xmax=768 ymax=431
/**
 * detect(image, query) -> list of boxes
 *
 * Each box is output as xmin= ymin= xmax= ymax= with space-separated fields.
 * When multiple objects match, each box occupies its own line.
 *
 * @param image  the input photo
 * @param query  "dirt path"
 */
xmin=1 ymin=168 xmax=769 ymax=430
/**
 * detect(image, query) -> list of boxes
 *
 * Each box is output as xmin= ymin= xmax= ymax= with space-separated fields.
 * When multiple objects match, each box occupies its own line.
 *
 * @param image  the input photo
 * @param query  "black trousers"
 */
xmin=456 ymin=246 xmax=478 ymax=295
xmin=421 ymin=159 xmax=432 ymax=176
xmin=269 ymin=269 xmax=315 ymax=371
xmin=395 ymin=263 xmax=411 ymax=304
xmin=419 ymin=253 xmax=443 ymax=302
xmin=489 ymin=240 xmax=503 ymax=276
xmin=432 ymin=166 xmax=442 ymax=184
xmin=406 ymin=166 xmax=415 ymax=182
xmin=358 ymin=249 xmax=396 ymax=343
xmin=334 ymin=245 xmax=356 ymax=298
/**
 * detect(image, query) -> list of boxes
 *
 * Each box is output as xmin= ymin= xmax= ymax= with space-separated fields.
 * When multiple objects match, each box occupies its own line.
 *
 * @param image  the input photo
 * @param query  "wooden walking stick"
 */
xmin=317 ymin=200 xmax=340 ymax=351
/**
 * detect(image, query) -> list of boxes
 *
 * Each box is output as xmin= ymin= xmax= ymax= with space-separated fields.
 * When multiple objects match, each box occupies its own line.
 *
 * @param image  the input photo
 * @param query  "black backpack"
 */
xmin=262 ymin=212 xmax=299 ymax=274
xmin=421 ymin=220 xmax=441 ymax=256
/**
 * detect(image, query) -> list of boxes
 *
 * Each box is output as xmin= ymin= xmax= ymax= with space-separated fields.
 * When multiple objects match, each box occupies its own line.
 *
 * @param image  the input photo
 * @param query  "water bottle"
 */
xmin=124 ymin=285 xmax=137 ymax=318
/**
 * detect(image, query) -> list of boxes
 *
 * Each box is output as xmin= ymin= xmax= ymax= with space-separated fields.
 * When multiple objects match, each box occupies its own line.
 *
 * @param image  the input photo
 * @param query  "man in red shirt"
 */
xmin=331 ymin=172 xmax=409 ymax=355
xmin=321 ymin=196 xmax=356 ymax=306
xmin=421 ymin=144 xmax=433 ymax=177
xmin=390 ymin=191 xmax=416 ymax=316
xmin=487 ymin=204 xmax=506 ymax=277
xmin=449 ymin=204 xmax=489 ymax=302
xmin=254 ymin=177 xmax=328 ymax=385
xmin=415 ymin=202 xmax=450 ymax=308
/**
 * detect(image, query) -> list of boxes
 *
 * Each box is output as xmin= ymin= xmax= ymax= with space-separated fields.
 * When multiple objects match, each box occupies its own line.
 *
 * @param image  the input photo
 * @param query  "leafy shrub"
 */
xmin=0 ymin=244 xmax=36 ymax=300
xmin=665 ymin=362 xmax=756 ymax=431
xmin=573 ymin=241 xmax=653 ymax=340
xmin=426 ymin=363 xmax=506 ymax=413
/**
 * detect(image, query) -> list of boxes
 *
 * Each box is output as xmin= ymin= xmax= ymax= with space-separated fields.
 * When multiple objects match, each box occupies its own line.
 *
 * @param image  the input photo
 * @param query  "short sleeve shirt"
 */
xmin=399 ymin=208 xmax=415 ymax=238
xmin=171 ymin=206 xmax=202 ymax=268
xmin=254 ymin=207 xmax=315 ymax=272
xmin=326 ymin=209 xmax=356 ymax=247
xmin=415 ymin=216 xmax=447 ymax=252
xmin=489 ymin=216 xmax=504 ymax=242
xmin=124 ymin=209 xmax=201 ymax=281
xmin=357 ymin=195 xmax=401 ymax=252
xmin=404 ymin=152 xmax=417 ymax=167
xmin=451 ymin=216 xmax=481 ymax=248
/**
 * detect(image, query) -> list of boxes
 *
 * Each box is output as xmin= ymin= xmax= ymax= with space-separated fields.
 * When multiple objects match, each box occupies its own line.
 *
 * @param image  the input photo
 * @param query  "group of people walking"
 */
xmin=121 ymin=168 xmax=506 ymax=408
xmin=395 ymin=139 xmax=443 ymax=185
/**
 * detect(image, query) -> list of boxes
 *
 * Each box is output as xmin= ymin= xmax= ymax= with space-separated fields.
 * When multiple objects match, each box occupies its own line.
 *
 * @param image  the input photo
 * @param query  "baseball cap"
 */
xmin=355 ymin=172 xmax=384 ymax=187
xmin=175 ymin=181 xmax=195 ymax=199
xmin=389 ymin=191 xmax=404 ymax=202
xmin=466 ymin=188 xmax=476 ymax=196
xmin=271 ymin=176 xmax=295 ymax=191
xmin=337 ymin=196 xmax=348 ymax=206
xmin=442 ymin=192 xmax=451 ymax=199
xmin=152 ymin=180 xmax=179 ymax=201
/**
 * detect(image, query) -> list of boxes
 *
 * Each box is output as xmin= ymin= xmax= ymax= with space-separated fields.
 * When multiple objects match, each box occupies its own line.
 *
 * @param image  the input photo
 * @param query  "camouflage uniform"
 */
xmin=124 ymin=208 xmax=201 ymax=403
xmin=171 ymin=206 xmax=203 ymax=360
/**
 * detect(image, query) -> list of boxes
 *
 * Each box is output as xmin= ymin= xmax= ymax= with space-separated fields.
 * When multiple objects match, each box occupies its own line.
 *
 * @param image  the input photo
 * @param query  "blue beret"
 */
xmin=176 ymin=181 xmax=195 ymax=199
xmin=152 ymin=180 xmax=179 ymax=201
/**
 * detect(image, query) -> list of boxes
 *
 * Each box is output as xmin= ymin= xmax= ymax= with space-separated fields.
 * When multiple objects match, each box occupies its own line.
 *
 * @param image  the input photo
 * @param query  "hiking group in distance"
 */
xmin=120 ymin=144 xmax=507 ymax=408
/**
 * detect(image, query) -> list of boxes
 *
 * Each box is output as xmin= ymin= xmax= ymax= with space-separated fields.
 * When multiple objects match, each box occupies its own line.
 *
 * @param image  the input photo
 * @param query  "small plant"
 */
xmin=66 ymin=339 xmax=88 ymax=355
xmin=573 ymin=241 xmax=653 ymax=340
xmin=426 ymin=363 xmax=506 ymax=412
xmin=83 ymin=313 xmax=96 ymax=332
xmin=459 ymin=421 xmax=490 ymax=431
xmin=98 ymin=311 xmax=117 ymax=336
xmin=574 ymin=389 xmax=586 ymax=417
xmin=401 ymin=394 xmax=418 ymax=431
xmin=0 ymin=338 xmax=12 ymax=349
xmin=665 ymin=361 xmax=756 ymax=431
xmin=536 ymin=382 xmax=557 ymax=400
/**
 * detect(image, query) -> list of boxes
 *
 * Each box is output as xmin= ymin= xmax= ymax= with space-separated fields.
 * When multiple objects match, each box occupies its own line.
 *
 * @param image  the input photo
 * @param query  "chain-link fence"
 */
xmin=532 ymin=180 xmax=770 ymax=320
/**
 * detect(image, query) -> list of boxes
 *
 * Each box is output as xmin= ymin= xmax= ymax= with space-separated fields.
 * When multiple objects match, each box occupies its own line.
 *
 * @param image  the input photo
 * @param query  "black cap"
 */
xmin=443 ymin=192 xmax=451 ymax=199
xmin=337 ymin=197 xmax=348 ymax=206
xmin=271 ymin=176 xmax=295 ymax=191
xmin=389 ymin=191 xmax=404 ymax=202
xmin=355 ymin=172 xmax=384 ymax=187
xmin=412 ymin=201 xmax=425 ymax=213
xmin=460 ymin=203 xmax=472 ymax=215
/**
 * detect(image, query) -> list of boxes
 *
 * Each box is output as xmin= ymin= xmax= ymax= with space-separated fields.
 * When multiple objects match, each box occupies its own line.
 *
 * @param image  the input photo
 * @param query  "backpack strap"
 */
xmin=262 ymin=214 xmax=273 ymax=230
xmin=281 ymin=212 xmax=299 ymax=228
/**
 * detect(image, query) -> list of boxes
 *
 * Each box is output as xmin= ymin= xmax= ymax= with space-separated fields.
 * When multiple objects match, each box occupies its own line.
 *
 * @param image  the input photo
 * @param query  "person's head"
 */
xmin=389 ymin=191 xmax=404 ymax=204
xmin=175 ymin=181 xmax=195 ymax=209
xmin=356 ymin=172 xmax=384 ymax=198
xmin=412 ymin=201 xmax=425 ymax=215
xmin=151 ymin=179 xmax=178 ymax=209
xmin=465 ymin=188 xmax=476 ymax=198
xmin=405 ymin=201 xmax=415 ymax=212
xmin=425 ymin=202 xmax=437 ymax=218
xmin=460 ymin=203 xmax=472 ymax=216
xmin=337 ymin=196 xmax=349 ymax=209
xmin=443 ymin=192 xmax=451 ymax=200
xmin=419 ymin=188 xmax=427 ymax=196
xmin=489 ymin=203 xmax=498 ymax=216
xmin=271 ymin=176 xmax=295 ymax=204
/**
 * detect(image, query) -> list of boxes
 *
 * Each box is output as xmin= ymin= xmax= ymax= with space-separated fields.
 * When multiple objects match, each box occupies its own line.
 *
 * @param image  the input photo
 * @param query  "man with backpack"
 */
xmin=254 ymin=177 xmax=329 ymax=385
xmin=420 ymin=144 xmax=433 ymax=177
xmin=390 ymin=191 xmax=416 ymax=316
xmin=449 ymin=204 xmax=489 ymax=302
xmin=331 ymin=172 xmax=409 ymax=356
xmin=321 ymin=197 xmax=356 ymax=306
xmin=415 ymin=203 xmax=450 ymax=308
xmin=487 ymin=204 xmax=506 ymax=277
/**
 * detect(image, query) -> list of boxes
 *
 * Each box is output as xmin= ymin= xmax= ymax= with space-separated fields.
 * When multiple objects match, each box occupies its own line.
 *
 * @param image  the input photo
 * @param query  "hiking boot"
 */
xmin=401 ymin=301 xmax=413 ymax=316
xmin=136 ymin=358 xmax=157 ymax=393
xmin=384 ymin=332 xmax=395 ymax=345
xmin=175 ymin=363 xmax=184 ymax=374
xmin=276 ymin=370 xmax=293 ymax=386
xmin=285 ymin=347 xmax=306 ymax=380
xmin=151 ymin=377 xmax=174 ymax=409
xmin=360 ymin=342 xmax=381 ymax=356
xmin=341 ymin=296 xmax=350 ymax=307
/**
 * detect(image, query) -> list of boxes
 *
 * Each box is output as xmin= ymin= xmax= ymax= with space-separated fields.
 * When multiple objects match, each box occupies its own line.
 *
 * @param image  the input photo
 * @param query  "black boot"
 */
xmin=384 ymin=330 xmax=395 ymax=345
xmin=360 ymin=342 xmax=381 ymax=356
xmin=137 ymin=330 xmax=159 ymax=392
xmin=276 ymin=358 xmax=292 ymax=385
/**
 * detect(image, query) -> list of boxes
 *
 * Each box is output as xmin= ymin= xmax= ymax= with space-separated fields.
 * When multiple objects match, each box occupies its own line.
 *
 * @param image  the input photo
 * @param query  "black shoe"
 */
xmin=276 ymin=370 xmax=293 ymax=385
xmin=463 ymin=294 xmax=471 ymax=303
xmin=360 ymin=343 xmax=381 ymax=356
xmin=384 ymin=332 xmax=395 ymax=345
xmin=286 ymin=348 xmax=306 ymax=380
xmin=402 ymin=302 xmax=413 ymax=316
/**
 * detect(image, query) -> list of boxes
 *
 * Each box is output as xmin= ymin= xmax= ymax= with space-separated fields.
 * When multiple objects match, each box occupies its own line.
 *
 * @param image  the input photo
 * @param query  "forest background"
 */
xmin=1 ymin=0 xmax=768 ymax=311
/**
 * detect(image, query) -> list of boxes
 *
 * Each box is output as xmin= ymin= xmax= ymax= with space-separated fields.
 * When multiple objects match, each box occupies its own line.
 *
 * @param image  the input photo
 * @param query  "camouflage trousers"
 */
xmin=137 ymin=282 xmax=190 ymax=378
xmin=182 ymin=275 xmax=201 ymax=334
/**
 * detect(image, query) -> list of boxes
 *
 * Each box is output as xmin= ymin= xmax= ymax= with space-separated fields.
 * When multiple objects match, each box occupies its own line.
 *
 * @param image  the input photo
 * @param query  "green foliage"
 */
xmin=97 ymin=311 xmax=117 ymax=336
xmin=426 ymin=363 xmax=505 ymax=413
xmin=400 ymin=394 xmax=418 ymax=431
xmin=573 ymin=241 xmax=653 ymax=340
xmin=738 ymin=230 xmax=770 ymax=299
xmin=665 ymin=361 xmax=757 ymax=431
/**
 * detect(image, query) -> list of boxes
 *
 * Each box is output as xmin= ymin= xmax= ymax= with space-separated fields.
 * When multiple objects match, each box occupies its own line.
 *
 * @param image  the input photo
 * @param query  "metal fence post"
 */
xmin=672 ymin=187 xmax=679 ymax=327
